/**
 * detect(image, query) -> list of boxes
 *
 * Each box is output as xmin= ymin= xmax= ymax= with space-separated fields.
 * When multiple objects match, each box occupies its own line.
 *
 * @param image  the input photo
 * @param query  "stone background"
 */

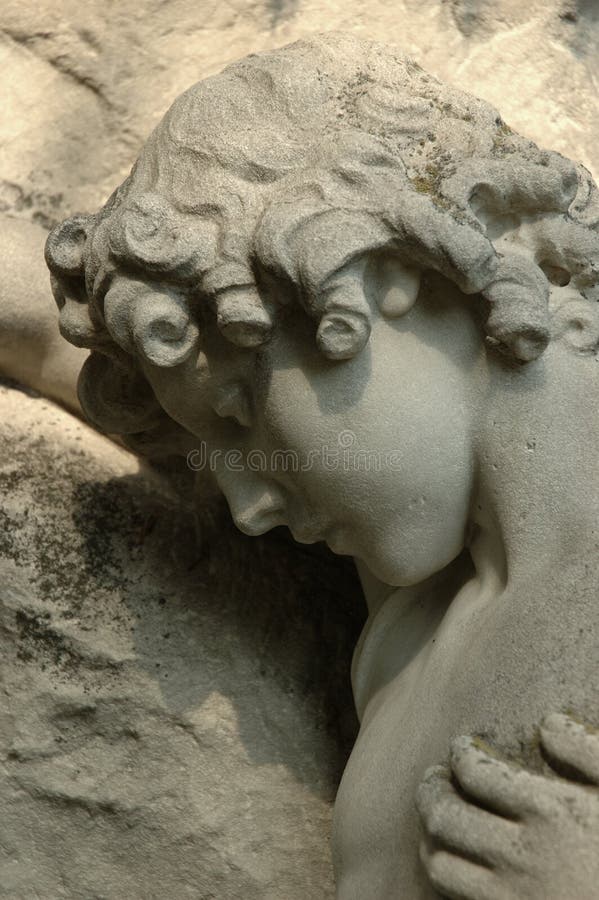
xmin=0 ymin=2 xmax=597 ymax=897
xmin=0 ymin=384 xmax=363 ymax=899
xmin=1 ymin=0 xmax=597 ymax=231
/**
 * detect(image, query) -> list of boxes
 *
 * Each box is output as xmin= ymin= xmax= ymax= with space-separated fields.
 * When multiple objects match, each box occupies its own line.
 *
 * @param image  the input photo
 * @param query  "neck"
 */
xmin=351 ymin=345 xmax=599 ymax=717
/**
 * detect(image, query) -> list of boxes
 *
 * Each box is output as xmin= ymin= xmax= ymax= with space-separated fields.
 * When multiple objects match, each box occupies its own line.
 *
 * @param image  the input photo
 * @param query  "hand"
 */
xmin=416 ymin=714 xmax=599 ymax=899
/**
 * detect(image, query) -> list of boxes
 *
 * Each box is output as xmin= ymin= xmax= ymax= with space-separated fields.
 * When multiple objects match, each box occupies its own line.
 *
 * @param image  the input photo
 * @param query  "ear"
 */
xmin=549 ymin=291 xmax=599 ymax=353
xmin=77 ymin=350 xmax=164 ymax=434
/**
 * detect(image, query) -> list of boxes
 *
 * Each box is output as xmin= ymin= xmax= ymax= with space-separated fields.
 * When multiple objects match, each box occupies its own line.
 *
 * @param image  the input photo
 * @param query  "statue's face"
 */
xmin=143 ymin=281 xmax=483 ymax=587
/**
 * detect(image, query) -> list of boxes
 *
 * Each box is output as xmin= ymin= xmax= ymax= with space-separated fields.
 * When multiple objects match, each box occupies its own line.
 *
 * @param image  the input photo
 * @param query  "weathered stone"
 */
xmin=0 ymin=216 xmax=87 ymax=412
xmin=1 ymin=10 xmax=599 ymax=898
xmin=0 ymin=383 xmax=362 ymax=899
xmin=0 ymin=0 xmax=597 ymax=229
xmin=42 ymin=31 xmax=599 ymax=898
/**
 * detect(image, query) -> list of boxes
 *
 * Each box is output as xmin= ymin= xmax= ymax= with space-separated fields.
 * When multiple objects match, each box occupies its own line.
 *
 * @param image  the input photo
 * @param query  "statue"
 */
xmin=43 ymin=32 xmax=599 ymax=898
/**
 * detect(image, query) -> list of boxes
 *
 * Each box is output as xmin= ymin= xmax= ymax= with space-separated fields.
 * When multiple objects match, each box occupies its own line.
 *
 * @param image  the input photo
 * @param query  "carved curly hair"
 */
xmin=45 ymin=31 xmax=599 ymax=448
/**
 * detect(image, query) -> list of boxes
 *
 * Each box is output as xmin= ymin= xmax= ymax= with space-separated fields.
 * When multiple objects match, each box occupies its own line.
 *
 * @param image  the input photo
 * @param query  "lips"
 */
xmin=289 ymin=524 xmax=351 ymax=553
xmin=289 ymin=526 xmax=319 ymax=544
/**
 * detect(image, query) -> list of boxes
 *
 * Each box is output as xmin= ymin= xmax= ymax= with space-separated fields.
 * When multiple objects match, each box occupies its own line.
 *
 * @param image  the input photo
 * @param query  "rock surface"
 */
xmin=0 ymin=0 xmax=597 ymax=230
xmin=0 ymin=216 xmax=87 ymax=413
xmin=1 ymin=4 xmax=597 ymax=896
xmin=0 ymin=383 xmax=363 ymax=899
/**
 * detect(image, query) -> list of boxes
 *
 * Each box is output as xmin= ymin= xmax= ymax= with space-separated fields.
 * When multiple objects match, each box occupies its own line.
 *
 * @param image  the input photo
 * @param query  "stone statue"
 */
xmin=43 ymin=32 xmax=599 ymax=899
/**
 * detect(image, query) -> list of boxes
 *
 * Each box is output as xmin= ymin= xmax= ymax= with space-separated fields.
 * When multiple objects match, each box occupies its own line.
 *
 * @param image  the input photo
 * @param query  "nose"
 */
xmin=216 ymin=470 xmax=286 ymax=537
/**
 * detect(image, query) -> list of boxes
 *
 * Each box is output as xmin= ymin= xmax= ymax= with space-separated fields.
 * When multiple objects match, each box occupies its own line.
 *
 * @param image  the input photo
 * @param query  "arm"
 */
xmin=0 ymin=215 xmax=86 ymax=412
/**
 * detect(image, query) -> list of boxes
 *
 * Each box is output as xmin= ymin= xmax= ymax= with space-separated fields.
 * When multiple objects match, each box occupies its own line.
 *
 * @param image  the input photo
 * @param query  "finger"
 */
xmin=540 ymin=713 xmax=599 ymax=785
xmin=450 ymin=736 xmax=550 ymax=818
xmin=417 ymin=766 xmax=521 ymax=867
xmin=420 ymin=843 xmax=508 ymax=900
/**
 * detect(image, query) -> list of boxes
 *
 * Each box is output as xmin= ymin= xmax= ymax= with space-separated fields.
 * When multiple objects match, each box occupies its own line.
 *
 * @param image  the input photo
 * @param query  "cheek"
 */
xmin=255 ymin=328 xmax=475 ymax=577
xmin=344 ymin=429 xmax=473 ymax=585
xmin=254 ymin=325 xmax=375 ymax=463
xmin=256 ymin=369 xmax=333 ymax=468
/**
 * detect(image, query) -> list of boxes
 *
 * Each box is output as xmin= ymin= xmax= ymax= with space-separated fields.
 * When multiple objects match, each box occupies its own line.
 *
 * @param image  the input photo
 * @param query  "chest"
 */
xmin=333 ymin=575 xmax=599 ymax=898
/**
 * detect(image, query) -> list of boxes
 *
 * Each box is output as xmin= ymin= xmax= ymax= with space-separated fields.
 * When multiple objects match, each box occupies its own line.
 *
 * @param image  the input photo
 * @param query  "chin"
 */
xmin=361 ymin=542 xmax=458 ymax=589
xmin=353 ymin=553 xmax=414 ymax=588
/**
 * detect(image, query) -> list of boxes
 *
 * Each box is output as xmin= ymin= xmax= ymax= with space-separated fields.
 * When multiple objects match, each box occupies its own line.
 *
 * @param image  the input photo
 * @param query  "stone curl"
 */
xmin=43 ymin=32 xmax=599 ymax=442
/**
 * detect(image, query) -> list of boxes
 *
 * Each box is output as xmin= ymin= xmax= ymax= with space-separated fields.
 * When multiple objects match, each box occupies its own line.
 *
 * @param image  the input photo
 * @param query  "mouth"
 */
xmin=289 ymin=518 xmax=349 ymax=551
xmin=289 ymin=526 xmax=319 ymax=544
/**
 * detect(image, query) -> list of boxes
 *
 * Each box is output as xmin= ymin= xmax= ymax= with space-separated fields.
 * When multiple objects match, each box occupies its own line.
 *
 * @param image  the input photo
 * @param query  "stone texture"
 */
xmin=0 ymin=0 xmax=597 ymax=232
xmin=0 ymin=216 xmax=87 ymax=413
xmin=1 ymin=6 xmax=598 ymax=898
xmin=40 ymin=31 xmax=599 ymax=898
xmin=0 ymin=383 xmax=363 ymax=899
